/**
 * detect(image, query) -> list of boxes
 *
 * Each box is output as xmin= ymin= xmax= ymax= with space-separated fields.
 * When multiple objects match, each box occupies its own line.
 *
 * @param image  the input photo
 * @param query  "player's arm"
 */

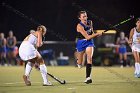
xmin=128 ymin=28 xmax=134 ymax=45
xmin=77 ymin=24 xmax=102 ymax=40
xmin=115 ymin=37 xmax=120 ymax=48
xmin=36 ymin=31 xmax=43 ymax=48
xmin=6 ymin=37 xmax=10 ymax=47
xmin=4 ymin=38 xmax=6 ymax=47
xmin=116 ymin=37 xmax=120 ymax=45
xmin=13 ymin=36 xmax=17 ymax=47
xmin=125 ymin=37 xmax=129 ymax=44
xmin=125 ymin=37 xmax=131 ymax=47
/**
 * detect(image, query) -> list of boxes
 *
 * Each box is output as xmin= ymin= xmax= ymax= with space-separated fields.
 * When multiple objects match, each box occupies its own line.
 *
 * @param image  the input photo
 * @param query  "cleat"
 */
xmin=137 ymin=73 xmax=140 ymax=78
xmin=84 ymin=77 xmax=92 ymax=84
xmin=134 ymin=73 xmax=140 ymax=78
xmin=43 ymin=81 xmax=53 ymax=86
xmin=77 ymin=64 xmax=82 ymax=69
xmin=23 ymin=75 xmax=31 ymax=86
xmin=120 ymin=65 xmax=123 ymax=68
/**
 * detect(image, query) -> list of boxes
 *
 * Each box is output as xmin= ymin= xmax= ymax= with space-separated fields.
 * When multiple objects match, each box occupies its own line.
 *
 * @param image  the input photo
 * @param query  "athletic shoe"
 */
xmin=120 ymin=65 xmax=123 ymax=68
xmin=135 ymin=73 xmax=140 ymax=78
xmin=23 ymin=75 xmax=31 ymax=86
xmin=43 ymin=81 xmax=53 ymax=86
xmin=77 ymin=64 xmax=82 ymax=69
xmin=84 ymin=77 xmax=92 ymax=84
xmin=134 ymin=73 xmax=138 ymax=78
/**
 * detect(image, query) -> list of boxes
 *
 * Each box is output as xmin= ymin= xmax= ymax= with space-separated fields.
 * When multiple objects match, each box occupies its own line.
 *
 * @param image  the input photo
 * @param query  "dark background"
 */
xmin=0 ymin=0 xmax=139 ymax=41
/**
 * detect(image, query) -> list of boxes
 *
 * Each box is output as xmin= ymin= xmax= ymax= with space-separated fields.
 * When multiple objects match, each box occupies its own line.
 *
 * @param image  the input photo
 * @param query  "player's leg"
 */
xmin=84 ymin=47 xmax=93 ymax=84
xmin=76 ymin=50 xmax=85 ymax=68
xmin=0 ymin=52 xmax=2 ymax=65
xmin=2 ymin=47 xmax=7 ymax=66
xmin=1 ymin=52 xmax=7 ymax=66
xmin=11 ymin=48 xmax=17 ymax=65
xmin=138 ymin=53 xmax=140 ymax=75
xmin=82 ymin=53 xmax=86 ymax=66
xmin=119 ymin=53 xmax=123 ymax=68
xmin=135 ymin=52 xmax=140 ymax=77
xmin=123 ymin=53 xmax=128 ymax=67
xmin=36 ymin=51 xmax=52 ymax=86
xmin=0 ymin=48 xmax=7 ymax=66
xmin=133 ymin=51 xmax=140 ymax=77
xmin=23 ymin=59 xmax=35 ymax=86
xmin=7 ymin=50 xmax=12 ymax=66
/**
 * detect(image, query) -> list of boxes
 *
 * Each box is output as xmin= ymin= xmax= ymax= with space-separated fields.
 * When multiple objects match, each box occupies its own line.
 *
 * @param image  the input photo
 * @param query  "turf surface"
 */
xmin=0 ymin=66 xmax=140 ymax=93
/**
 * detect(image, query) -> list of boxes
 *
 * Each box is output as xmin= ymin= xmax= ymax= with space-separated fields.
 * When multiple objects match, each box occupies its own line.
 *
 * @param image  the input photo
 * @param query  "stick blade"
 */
xmin=61 ymin=80 xmax=66 ymax=84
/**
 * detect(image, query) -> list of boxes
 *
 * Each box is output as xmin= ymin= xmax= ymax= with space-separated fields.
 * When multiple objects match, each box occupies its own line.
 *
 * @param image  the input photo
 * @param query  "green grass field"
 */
xmin=0 ymin=66 xmax=140 ymax=93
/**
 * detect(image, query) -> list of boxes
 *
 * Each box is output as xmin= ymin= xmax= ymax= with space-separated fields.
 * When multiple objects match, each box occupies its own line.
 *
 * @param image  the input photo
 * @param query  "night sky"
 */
xmin=0 ymin=0 xmax=139 ymax=41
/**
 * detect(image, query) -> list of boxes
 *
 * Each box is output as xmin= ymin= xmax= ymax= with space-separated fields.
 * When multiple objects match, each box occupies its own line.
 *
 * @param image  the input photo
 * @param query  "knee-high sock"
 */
xmin=2 ymin=57 xmax=7 ymax=65
xmin=135 ymin=62 xmax=140 ymax=74
xmin=8 ymin=57 xmax=12 ymax=65
xmin=138 ymin=63 xmax=140 ymax=73
xmin=13 ymin=58 xmax=17 ymax=65
xmin=25 ymin=62 xmax=32 ymax=77
xmin=123 ymin=59 xmax=126 ymax=66
xmin=86 ymin=64 xmax=92 ymax=78
xmin=40 ymin=64 xmax=48 ymax=84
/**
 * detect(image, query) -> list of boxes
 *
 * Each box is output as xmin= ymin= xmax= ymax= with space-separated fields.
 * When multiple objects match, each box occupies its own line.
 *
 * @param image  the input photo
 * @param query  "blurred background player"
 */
xmin=19 ymin=25 xmax=52 ymax=86
xmin=7 ymin=31 xmax=17 ymax=65
xmin=129 ymin=17 xmax=140 ymax=78
xmin=0 ymin=33 xmax=7 ymax=66
xmin=116 ymin=32 xmax=129 ymax=68
xmin=76 ymin=11 xmax=102 ymax=84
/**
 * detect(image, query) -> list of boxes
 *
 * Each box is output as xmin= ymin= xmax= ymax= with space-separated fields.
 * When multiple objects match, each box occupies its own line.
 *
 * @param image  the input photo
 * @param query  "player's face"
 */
xmin=136 ymin=20 xmax=140 ymax=28
xmin=79 ymin=13 xmax=88 ymax=22
xmin=120 ymin=32 xmax=124 ymax=39
xmin=0 ymin=33 xmax=4 ymax=39
xmin=9 ymin=31 xmax=13 ymax=37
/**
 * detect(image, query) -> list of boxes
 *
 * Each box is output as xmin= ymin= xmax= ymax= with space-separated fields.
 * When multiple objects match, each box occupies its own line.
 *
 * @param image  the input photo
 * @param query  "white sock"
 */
xmin=138 ymin=63 xmax=140 ymax=73
xmin=25 ymin=62 xmax=32 ymax=76
xmin=135 ymin=63 xmax=140 ymax=74
xmin=40 ymin=64 xmax=48 ymax=84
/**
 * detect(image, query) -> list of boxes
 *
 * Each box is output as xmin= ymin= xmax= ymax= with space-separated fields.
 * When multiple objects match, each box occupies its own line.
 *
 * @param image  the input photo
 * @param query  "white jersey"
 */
xmin=132 ymin=28 xmax=140 ymax=44
xmin=19 ymin=34 xmax=38 ymax=61
xmin=26 ymin=34 xmax=37 ymax=46
xmin=132 ymin=28 xmax=140 ymax=52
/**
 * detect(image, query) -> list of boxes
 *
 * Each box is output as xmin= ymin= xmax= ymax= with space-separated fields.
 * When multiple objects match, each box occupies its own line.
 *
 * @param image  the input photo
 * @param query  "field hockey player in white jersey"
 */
xmin=19 ymin=25 xmax=52 ymax=86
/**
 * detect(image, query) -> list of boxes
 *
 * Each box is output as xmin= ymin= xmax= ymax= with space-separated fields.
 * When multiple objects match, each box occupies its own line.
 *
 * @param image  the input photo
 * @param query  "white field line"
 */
xmin=2 ymin=79 xmax=140 ymax=85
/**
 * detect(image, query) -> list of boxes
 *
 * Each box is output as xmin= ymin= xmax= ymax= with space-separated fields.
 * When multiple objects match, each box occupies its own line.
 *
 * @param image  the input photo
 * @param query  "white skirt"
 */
xmin=132 ymin=44 xmax=140 ymax=52
xmin=19 ymin=41 xmax=37 ymax=61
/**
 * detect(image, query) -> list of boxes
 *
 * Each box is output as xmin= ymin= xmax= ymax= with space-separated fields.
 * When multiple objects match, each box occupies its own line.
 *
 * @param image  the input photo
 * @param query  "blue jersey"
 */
xmin=7 ymin=37 xmax=15 ymax=52
xmin=0 ymin=38 xmax=6 ymax=53
xmin=117 ymin=37 xmax=127 ymax=54
xmin=76 ymin=21 xmax=95 ymax=52
xmin=7 ymin=37 xmax=15 ymax=47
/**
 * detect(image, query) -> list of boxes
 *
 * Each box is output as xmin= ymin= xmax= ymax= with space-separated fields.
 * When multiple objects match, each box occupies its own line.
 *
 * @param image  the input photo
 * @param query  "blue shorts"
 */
xmin=7 ymin=47 xmax=15 ymax=52
xmin=0 ymin=47 xmax=7 ymax=53
xmin=76 ymin=39 xmax=94 ymax=52
xmin=119 ymin=47 xmax=126 ymax=54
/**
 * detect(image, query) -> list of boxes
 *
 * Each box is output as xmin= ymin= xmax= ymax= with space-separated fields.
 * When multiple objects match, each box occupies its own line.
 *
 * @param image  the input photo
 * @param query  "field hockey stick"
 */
xmin=2 ymin=2 xmax=67 ymax=41
xmin=103 ymin=15 xmax=134 ymax=33
xmin=72 ymin=3 xmax=134 ymax=33
xmin=47 ymin=72 xmax=66 ymax=84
